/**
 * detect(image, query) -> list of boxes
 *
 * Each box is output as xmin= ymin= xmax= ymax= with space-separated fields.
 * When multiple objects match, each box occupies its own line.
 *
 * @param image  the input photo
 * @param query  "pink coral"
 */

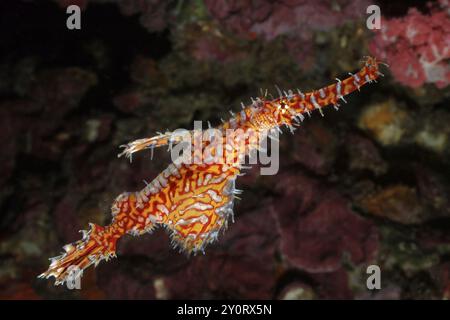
xmin=205 ymin=0 xmax=369 ymax=40
xmin=272 ymin=171 xmax=379 ymax=273
xmin=369 ymin=3 xmax=450 ymax=88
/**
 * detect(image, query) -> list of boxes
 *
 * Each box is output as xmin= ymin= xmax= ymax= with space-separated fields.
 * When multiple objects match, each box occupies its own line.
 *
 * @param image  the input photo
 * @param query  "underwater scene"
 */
xmin=0 ymin=0 xmax=449 ymax=300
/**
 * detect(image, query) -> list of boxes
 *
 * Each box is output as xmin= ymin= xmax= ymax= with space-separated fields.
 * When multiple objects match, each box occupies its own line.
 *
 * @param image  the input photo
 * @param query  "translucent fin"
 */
xmin=38 ymin=224 xmax=119 ymax=286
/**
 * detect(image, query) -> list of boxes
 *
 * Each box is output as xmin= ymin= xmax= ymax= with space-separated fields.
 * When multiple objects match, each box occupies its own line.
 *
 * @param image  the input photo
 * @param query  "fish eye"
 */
xmin=278 ymin=101 xmax=289 ymax=113
xmin=278 ymin=101 xmax=287 ymax=108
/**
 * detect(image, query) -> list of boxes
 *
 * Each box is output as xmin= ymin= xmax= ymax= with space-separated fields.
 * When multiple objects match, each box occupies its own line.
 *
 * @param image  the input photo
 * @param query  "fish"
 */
xmin=38 ymin=56 xmax=386 ymax=286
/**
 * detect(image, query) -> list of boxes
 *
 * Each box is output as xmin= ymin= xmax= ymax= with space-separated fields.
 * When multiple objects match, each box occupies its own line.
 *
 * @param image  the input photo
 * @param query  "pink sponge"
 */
xmin=370 ymin=1 xmax=450 ymax=88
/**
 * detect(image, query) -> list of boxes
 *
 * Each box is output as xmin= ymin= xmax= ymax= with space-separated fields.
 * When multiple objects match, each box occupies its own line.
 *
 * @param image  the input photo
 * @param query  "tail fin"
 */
xmin=38 ymin=223 xmax=120 ymax=286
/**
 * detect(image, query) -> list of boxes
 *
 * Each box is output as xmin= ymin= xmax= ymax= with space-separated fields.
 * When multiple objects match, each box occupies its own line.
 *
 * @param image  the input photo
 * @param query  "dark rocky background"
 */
xmin=0 ymin=0 xmax=449 ymax=299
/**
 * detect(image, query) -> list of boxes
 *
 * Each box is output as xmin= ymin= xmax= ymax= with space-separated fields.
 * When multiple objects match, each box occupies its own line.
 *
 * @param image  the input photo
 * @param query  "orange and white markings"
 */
xmin=40 ymin=57 xmax=386 ymax=286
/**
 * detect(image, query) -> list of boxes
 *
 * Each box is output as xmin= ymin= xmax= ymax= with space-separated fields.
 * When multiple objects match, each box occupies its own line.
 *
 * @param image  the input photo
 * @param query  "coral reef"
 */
xmin=204 ymin=0 xmax=370 ymax=40
xmin=273 ymin=171 xmax=378 ymax=273
xmin=204 ymin=0 xmax=371 ymax=69
xmin=0 ymin=0 xmax=449 ymax=299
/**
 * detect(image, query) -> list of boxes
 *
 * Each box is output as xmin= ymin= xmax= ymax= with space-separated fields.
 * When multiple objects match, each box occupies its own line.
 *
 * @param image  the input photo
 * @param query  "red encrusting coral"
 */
xmin=204 ymin=0 xmax=370 ymax=68
xmin=272 ymin=172 xmax=379 ymax=273
xmin=164 ymin=205 xmax=279 ymax=299
xmin=369 ymin=1 xmax=450 ymax=88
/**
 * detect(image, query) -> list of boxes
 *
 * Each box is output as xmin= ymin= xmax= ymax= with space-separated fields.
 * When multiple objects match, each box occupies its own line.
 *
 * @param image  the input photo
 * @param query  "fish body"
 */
xmin=39 ymin=57 xmax=385 ymax=285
